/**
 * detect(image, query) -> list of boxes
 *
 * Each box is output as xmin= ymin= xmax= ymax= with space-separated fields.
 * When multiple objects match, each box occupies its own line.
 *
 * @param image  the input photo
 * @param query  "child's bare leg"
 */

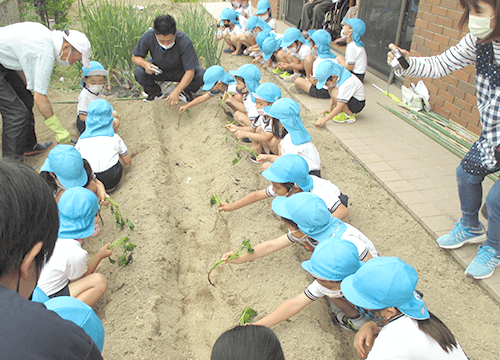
xmin=68 ymin=273 xmax=108 ymax=307
xmin=330 ymin=297 xmax=359 ymax=318
xmin=246 ymin=33 xmax=256 ymax=46
xmin=304 ymin=55 xmax=315 ymax=77
xmin=238 ymin=33 xmax=249 ymax=47
xmin=275 ymin=50 xmax=288 ymax=63
xmin=251 ymin=141 xmax=262 ymax=155
xmin=112 ymin=117 xmax=120 ymax=131
xmin=330 ymin=87 xmax=339 ymax=104
xmin=234 ymin=111 xmax=252 ymax=126
xmin=295 ymin=77 xmax=313 ymax=93
xmin=331 ymin=204 xmax=349 ymax=220
xmin=233 ymin=93 xmax=243 ymax=102
xmin=231 ymin=34 xmax=241 ymax=54
xmin=224 ymin=34 xmax=234 ymax=50
xmin=269 ymin=136 xmax=280 ymax=155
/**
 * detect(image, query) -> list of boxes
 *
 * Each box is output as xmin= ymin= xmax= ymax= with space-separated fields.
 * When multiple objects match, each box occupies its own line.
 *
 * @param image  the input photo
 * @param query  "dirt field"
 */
xmin=3 ymin=2 xmax=499 ymax=358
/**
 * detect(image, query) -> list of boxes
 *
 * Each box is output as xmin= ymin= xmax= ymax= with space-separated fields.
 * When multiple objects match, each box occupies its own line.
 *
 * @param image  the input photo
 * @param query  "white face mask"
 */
xmin=311 ymin=47 xmax=318 ymax=57
xmin=88 ymin=84 xmax=104 ymax=94
xmin=469 ymin=14 xmax=494 ymax=39
xmin=159 ymin=41 xmax=175 ymax=51
xmin=288 ymin=45 xmax=298 ymax=54
xmin=257 ymin=108 xmax=266 ymax=116
xmin=232 ymin=1 xmax=241 ymax=8
xmin=56 ymin=49 xmax=71 ymax=67
xmin=259 ymin=14 xmax=269 ymax=21
xmin=340 ymin=29 xmax=351 ymax=40
xmin=317 ymin=282 xmax=343 ymax=298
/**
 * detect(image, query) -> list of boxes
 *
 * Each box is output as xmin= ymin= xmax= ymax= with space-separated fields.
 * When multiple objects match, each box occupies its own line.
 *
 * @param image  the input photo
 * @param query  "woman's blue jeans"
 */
xmin=457 ymin=164 xmax=500 ymax=251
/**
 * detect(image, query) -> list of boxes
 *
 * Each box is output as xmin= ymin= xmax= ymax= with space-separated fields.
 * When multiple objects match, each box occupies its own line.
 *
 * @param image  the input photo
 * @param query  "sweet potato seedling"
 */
xmin=232 ymin=142 xmax=258 ymax=165
xmin=105 ymin=197 xmax=135 ymax=230
xmin=209 ymin=194 xmax=229 ymax=232
xmin=239 ymin=307 xmax=257 ymax=326
xmin=178 ymin=108 xmax=191 ymax=127
xmin=208 ymin=239 xmax=254 ymax=286
xmin=108 ymin=236 xmax=137 ymax=267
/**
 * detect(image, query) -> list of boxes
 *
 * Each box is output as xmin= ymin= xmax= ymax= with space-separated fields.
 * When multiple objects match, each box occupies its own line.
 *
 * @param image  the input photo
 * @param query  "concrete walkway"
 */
xmin=202 ymin=2 xmax=500 ymax=303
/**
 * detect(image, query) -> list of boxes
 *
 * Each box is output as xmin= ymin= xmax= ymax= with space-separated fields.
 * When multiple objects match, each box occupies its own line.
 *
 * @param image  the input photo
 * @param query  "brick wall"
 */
xmin=250 ymin=0 xmax=281 ymax=20
xmin=407 ymin=0 xmax=480 ymax=134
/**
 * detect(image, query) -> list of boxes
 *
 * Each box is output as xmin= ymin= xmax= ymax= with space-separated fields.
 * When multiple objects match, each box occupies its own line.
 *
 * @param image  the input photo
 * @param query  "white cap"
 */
xmin=62 ymin=30 xmax=91 ymax=68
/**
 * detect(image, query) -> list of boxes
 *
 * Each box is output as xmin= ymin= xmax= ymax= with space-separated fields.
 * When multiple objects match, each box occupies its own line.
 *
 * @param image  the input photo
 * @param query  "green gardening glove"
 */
xmin=44 ymin=114 xmax=71 ymax=143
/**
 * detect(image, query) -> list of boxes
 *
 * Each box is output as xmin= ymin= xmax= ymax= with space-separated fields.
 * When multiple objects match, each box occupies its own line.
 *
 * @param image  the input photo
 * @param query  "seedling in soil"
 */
xmin=108 ymin=236 xmax=137 ymax=267
xmin=232 ymin=142 xmax=258 ymax=165
xmin=208 ymin=239 xmax=254 ymax=286
xmin=178 ymin=108 xmax=191 ymax=127
xmin=105 ymin=197 xmax=135 ymax=230
xmin=239 ymin=307 xmax=257 ymax=326
xmin=209 ymin=194 xmax=229 ymax=232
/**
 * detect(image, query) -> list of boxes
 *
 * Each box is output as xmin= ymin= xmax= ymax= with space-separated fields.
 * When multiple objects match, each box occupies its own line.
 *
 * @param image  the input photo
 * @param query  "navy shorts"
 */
xmin=346 ymin=98 xmax=365 ymax=114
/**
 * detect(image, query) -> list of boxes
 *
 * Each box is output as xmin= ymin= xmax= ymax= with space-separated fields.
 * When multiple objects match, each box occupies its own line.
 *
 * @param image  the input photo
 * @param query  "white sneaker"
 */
xmin=249 ymin=51 xmax=258 ymax=57
xmin=243 ymin=48 xmax=251 ymax=55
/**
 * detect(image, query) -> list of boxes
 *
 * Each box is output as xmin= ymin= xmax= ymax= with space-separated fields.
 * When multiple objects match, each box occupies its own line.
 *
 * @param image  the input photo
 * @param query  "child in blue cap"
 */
xmin=257 ymin=98 xmax=321 ymax=177
xmin=75 ymin=99 xmax=131 ymax=191
xmin=240 ymin=16 xmax=273 ymax=56
xmin=255 ymin=0 xmax=276 ymax=32
xmin=77 ymin=61 xmax=119 ymax=135
xmin=251 ymin=239 xmax=368 ymax=330
xmin=253 ymin=33 xmax=282 ymax=68
xmin=225 ymin=82 xmax=281 ymax=157
xmin=225 ymin=64 xmax=261 ymax=127
xmin=37 ymin=187 xmax=114 ymax=307
xmin=179 ymin=65 xmax=236 ymax=114
xmin=342 ymin=257 xmax=468 ymax=359
xmin=273 ymin=27 xmax=314 ymax=82
xmin=218 ymin=8 xmax=246 ymax=55
xmin=314 ymin=60 xmax=365 ymax=126
xmin=336 ymin=18 xmax=367 ymax=82
xmin=219 ymin=154 xmax=348 ymax=220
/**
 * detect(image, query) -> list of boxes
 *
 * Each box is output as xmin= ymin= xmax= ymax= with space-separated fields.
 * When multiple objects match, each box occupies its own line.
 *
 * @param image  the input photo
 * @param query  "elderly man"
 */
xmin=132 ymin=14 xmax=205 ymax=105
xmin=0 ymin=22 xmax=91 ymax=161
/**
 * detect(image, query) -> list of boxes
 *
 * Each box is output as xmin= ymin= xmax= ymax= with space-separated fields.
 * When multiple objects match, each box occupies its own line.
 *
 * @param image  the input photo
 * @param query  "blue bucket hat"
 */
xmin=229 ymin=64 xmax=261 ymax=93
xmin=202 ymin=65 xmax=235 ymax=91
xmin=263 ymin=98 xmax=311 ymax=145
xmin=256 ymin=30 xmax=272 ymax=49
xmin=344 ymin=18 xmax=365 ymax=47
xmin=262 ymin=154 xmax=313 ymax=191
xmin=81 ymin=61 xmax=108 ymax=87
xmin=315 ymin=60 xmax=352 ymax=89
xmin=272 ymin=192 xmax=340 ymax=241
xmin=341 ymin=257 xmax=430 ymax=320
xmin=252 ymin=82 xmax=281 ymax=104
xmin=281 ymin=27 xmax=310 ymax=48
xmin=247 ymin=16 xmax=272 ymax=33
xmin=220 ymin=8 xmax=241 ymax=27
xmin=308 ymin=29 xmax=335 ymax=59
xmin=80 ymin=99 xmax=114 ymax=139
xmin=58 ymin=187 xmax=99 ymax=239
xmin=302 ymin=239 xmax=364 ymax=281
xmin=40 ymin=145 xmax=88 ymax=189
xmin=45 ymin=296 xmax=105 ymax=351
xmin=256 ymin=0 xmax=271 ymax=15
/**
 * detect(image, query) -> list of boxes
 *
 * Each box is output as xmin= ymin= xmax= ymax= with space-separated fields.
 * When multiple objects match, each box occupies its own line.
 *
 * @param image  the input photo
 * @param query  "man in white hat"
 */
xmin=0 ymin=22 xmax=91 ymax=161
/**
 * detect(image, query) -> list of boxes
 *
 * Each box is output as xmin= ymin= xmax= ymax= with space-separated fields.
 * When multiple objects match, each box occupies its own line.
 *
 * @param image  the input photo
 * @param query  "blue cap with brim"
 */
xmin=251 ymin=82 xmax=281 ymax=104
xmin=80 ymin=99 xmax=114 ymax=139
xmin=263 ymin=98 xmax=311 ymax=145
xmin=229 ymin=64 xmax=261 ymax=93
xmin=220 ymin=8 xmax=241 ymax=27
xmin=272 ymin=192 xmax=338 ymax=241
xmin=45 ymin=296 xmax=105 ymax=351
xmin=281 ymin=27 xmax=310 ymax=48
xmin=308 ymin=29 xmax=335 ymax=59
xmin=302 ymin=239 xmax=364 ymax=281
xmin=256 ymin=30 xmax=272 ymax=49
xmin=341 ymin=257 xmax=430 ymax=320
xmin=40 ymin=145 xmax=88 ymax=189
xmin=256 ymin=0 xmax=271 ymax=15
xmin=262 ymin=154 xmax=313 ymax=191
xmin=246 ymin=16 xmax=259 ymax=32
xmin=344 ymin=18 xmax=365 ymax=47
xmin=202 ymin=65 xmax=235 ymax=91
xmin=81 ymin=61 xmax=108 ymax=87
xmin=261 ymin=36 xmax=281 ymax=61
xmin=315 ymin=59 xmax=351 ymax=89
xmin=31 ymin=286 xmax=50 ymax=303
xmin=58 ymin=187 xmax=99 ymax=239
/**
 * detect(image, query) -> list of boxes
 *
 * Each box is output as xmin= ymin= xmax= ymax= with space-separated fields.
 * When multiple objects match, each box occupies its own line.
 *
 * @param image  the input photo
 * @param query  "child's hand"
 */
xmin=315 ymin=117 xmax=326 ymax=127
xmin=252 ymin=57 xmax=259 ymax=65
xmin=99 ymin=243 xmax=114 ymax=259
xmin=224 ymin=92 xmax=234 ymax=104
xmin=278 ymin=62 xmax=288 ymax=70
xmin=262 ymin=62 xmax=270 ymax=69
xmin=256 ymin=154 xmax=271 ymax=163
xmin=225 ymin=124 xmax=238 ymax=132
xmin=179 ymin=105 xmax=189 ymax=114
xmin=218 ymin=202 xmax=233 ymax=213
xmin=320 ymin=110 xmax=331 ymax=116
xmin=260 ymin=162 xmax=271 ymax=173
xmin=221 ymin=251 xmax=244 ymax=264
xmin=98 ymin=193 xmax=110 ymax=206
xmin=354 ymin=322 xmax=378 ymax=359
xmin=234 ymin=130 xmax=247 ymax=140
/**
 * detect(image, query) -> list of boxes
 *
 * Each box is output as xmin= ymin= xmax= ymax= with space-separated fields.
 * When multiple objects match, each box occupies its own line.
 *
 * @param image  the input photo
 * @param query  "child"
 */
xmin=314 ymin=60 xmax=365 ymax=126
xmin=241 ymin=16 xmax=273 ymax=56
xmin=289 ymin=29 xmax=337 ymax=98
xmin=255 ymin=0 xmax=277 ymax=32
xmin=225 ymin=82 xmax=281 ymax=156
xmin=225 ymin=64 xmax=261 ymax=127
xmin=236 ymin=0 xmax=254 ymax=20
xmin=218 ymin=8 xmax=246 ymax=55
xmin=37 ymin=187 xmax=113 ymax=307
xmin=75 ymin=99 xmax=131 ymax=192
xmin=253 ymin=32 xmax=281 ymax=68
xmin=219 ymin=154 xmax=348 ymax=221
xmin=256 ymin=98 xmax=321 ymax=177
xmin=77 ymin=61 xmax=119 ymax=135
xmin=342 ymin=257 xmax=468 ymax=359
xmin=273 ymin=27 xmax=314 ymax=82
xmin=336 ymin=18 xmax=367 ymax=82
xmin=179 ymin=65 xmax=236 ymax=114
xmin=251 ymin=238 xmax=369 ymax=330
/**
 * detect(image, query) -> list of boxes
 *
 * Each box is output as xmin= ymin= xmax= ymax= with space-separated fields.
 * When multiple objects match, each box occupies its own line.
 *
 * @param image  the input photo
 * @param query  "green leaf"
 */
xmin=232 ymin=158 xmax=239 ymax=165
xmin=118 ymin=254 xmax=127 ymax=267
xmin=239 ymin=307 xmax=257 ymax=326
xmin=126 ymin=219 xmax=135 ymax=231
xmin=109 ymin=257 xmax=115 ymax=264
xmin=108 ymin=236 xmax=129 ymax=249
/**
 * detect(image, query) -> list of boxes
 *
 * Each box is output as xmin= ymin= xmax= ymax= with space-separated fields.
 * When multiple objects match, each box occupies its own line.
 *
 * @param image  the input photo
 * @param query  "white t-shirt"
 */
xmin=266 ymin=16 xmax=277 ymax=31
xmin=77 ymin=88 xmax=100 ymax=116
xmin=238 ymin=5 xmax=254 ymax=19
xmin=345 ymin=42 xmax=367 ymax=75
xmin=37 ymin=238 xmax=88 ymax=296
xmin=280 ymin=134 xmax=321 ymax=172
xmin=252 ymin=114 xmax=273 ymax=132
xmin=243 ymin=93 xmax=259 ymax=120
xmin=313 ymin=57 xmax=339 ymax=90
xmin=76 ymin=134 xmax=128 ymax=173
xmin=238 ymin=16 xmax=248 ymax=31
xmin=367 ymin=316 xmax=468 ymax=360
xmin=292 ymin=43 xmax=313 ymax=61
xmin=337 ymin=75 xmax=366 ymax=102
xmin=223 ymin=24 xmax=245 ymax=36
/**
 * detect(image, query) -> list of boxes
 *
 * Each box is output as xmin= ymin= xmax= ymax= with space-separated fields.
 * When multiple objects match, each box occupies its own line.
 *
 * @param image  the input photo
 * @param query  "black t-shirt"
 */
xmin=132 ymin=29 xmax=200 ymax=78
xmin=0 ymin=285 xmax=103 ymax=359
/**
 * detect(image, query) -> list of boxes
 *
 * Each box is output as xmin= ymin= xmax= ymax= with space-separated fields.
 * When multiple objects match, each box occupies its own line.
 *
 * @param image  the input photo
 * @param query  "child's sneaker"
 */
xmin=436 ymin=219 xmax=486 ymax=249
xmin=272 ymin=67 xmax=284 ymax=75
xmin=333 ymin=311 xmax=367 ymax=332
xmin=283 ymin=72 xmax=301 ymax=82
xmin=279 ymin=71 xmax=293 ymax=79
xmin=332 ymin=112 xmax=356 ymax=124
xmin=143 ymin=93 xmax=165 ymax=102
xmin=465 ymin=246 xmax=500 ymax=279
xmin=288 ymin=84 xmax=306 ymax=95
xmin=243 ymin=48 xmax=251 ymax=55
xmin=249 ymin=153 xmax=259 ymax=164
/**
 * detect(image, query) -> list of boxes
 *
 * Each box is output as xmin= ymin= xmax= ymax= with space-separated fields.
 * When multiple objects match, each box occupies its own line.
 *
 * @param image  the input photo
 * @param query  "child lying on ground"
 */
xmin=76 ymin=99 xmax=131 ymax=192
xmin=335 ymin=18 xmax=367 ymax=82
xmin=273 ymin=27 xmax=314 ymax=82
xmin=225 ymin=64 xmax=261 ymax=127
xmin=225 ymin=82 xmax=281 ymax=156
xmin=218 ymin=8 xmax=246 ymax=55
xmin=37 ymin=187 xmax=113 ymax=307
xmin=179 ymin=65 xmax=236 ymax=114
xmin=220 ymin=153 xmax=348 ymax=220
xmin=257 ymin=98 xmax=321 ymax=177
xmin=77 ymin=61 xmax=119 ymax=135
xmin=314 ymin=60 xmax=365 ymax=126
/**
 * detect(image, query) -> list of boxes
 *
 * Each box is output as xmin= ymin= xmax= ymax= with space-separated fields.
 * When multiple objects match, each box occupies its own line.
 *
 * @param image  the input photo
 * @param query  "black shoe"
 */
xmin=241 ymin=138 xmax=252 ymax=143
xmin=143 ymin=93 xmax=165 ymax=102
xmin=24 ymin=140 xmax=53 ymax=156
xmin=179 ymin=90 xmax=193 ymax=103
xmin=249 ymin=153 xmax=258 ymax=164
xmin=225 ymin=110 xmax=234 ymax=118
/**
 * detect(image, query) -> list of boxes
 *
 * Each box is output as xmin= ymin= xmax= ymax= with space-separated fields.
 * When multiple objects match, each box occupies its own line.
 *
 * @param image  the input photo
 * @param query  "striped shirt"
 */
xmin=401 ymin=33 xmax=500 ymax=170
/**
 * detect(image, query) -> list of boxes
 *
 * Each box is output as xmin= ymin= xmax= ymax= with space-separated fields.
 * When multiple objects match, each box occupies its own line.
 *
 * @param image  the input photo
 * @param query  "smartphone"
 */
xmin=391 ymin=48 xmax=409 ymax=70
xmin=151 ymin=67 xmax=163 ymax=75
